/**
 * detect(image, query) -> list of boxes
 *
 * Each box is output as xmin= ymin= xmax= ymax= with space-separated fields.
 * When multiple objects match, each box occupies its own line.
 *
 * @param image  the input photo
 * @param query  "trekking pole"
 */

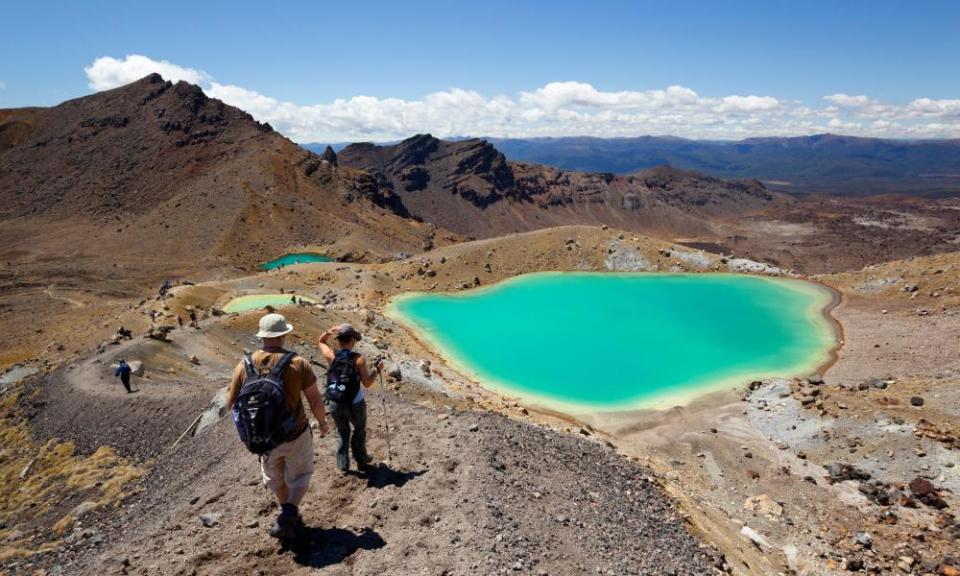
xmin=377 ymin=363 xmax=394 ymax=463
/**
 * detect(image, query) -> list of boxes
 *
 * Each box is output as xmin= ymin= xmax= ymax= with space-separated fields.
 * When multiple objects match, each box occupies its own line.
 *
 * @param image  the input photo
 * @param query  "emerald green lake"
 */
xmin=261 ymin=253 xmax=331 ymax=270
xmin=388 ymin=273 xmax=837 ymax=411
xmin=223 ymin=294 xmax=317 ymax=313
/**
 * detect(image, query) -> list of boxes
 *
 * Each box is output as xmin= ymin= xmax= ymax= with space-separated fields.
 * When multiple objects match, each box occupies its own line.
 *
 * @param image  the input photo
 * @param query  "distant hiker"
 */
xmin=290 ymin=295 xmax=296 ymax=304
xmin=176 ymin=314 xmax=184 ymax=328
xmin=116 ymin=325 xmax=132 ymax=340
xmin=227 ymin=313 xmax=329 ymax=541
xmin=317 ymin=324 xmax=383 ymax=472
xmin=187 ymin=306 xmax=198 ymax=328
xmin=115 ymin=359 xmax=133 ymax=393
xmin=159 ymin=279 xmax=172 ymax=298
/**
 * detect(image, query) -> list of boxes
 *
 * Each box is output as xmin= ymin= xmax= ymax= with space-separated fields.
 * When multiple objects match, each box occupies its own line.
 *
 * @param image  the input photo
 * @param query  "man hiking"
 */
xmin=226 ymin=313 xmax=329 ymax=540
xmin=115 ymin=358 xmax=134 ymax=393
xmin=317 ymin=324 xmax=383 ymax=472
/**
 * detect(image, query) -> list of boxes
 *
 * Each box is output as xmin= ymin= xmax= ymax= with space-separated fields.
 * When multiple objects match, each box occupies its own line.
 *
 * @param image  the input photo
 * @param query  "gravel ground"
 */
xmin=11 ymin=365 xmax=721 ymax=576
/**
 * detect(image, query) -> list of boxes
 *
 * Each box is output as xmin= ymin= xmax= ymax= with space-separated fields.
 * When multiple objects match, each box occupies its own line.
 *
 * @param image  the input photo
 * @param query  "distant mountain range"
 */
xmin=308 ymin=134 xmax=960 ymax=196
xmin=485 ymin=135 xmax=960 ymax=196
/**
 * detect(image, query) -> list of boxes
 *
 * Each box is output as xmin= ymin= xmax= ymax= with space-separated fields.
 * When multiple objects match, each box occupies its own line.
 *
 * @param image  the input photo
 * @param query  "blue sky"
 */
xmin=2 ymin=0 xmax=959 ymax=140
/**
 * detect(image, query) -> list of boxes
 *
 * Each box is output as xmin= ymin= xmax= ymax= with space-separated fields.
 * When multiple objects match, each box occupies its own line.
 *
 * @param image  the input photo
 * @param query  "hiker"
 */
xmin=317 ymin=324 xmax=383 ymax=472
xmin=187 ymin=306 xmax=198 ymax=328
xmin=227 ymin=313 xmax=329 ymax=540
xmin=159 ymin=279 xmax=172 ymax=298
xmin=116 ymin=325 xmax=132 ymax=340
xmin=115 ymin=359 xmax=133 ymax=393
xmin=176 ymin=314 xmax=184 ymax=328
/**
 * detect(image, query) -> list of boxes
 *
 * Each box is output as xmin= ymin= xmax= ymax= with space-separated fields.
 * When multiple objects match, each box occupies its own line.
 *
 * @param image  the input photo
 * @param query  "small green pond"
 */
xmin=262 ymin=253 xmax=332 ymax=270
xmin=387 ymin=272 xmax=837 ymax=411
xmin=223 ymin=294 xmax=318 ymax=313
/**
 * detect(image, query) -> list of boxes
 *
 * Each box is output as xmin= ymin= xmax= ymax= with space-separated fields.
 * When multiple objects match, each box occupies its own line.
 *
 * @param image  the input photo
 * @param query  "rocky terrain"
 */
xmin=2 ymin=75 xmax=960 ymax=576
xmin=1 ymin=231 xmax=734 ymax=575
xmin=339 ymin=135 xmax=960 ymax=275
xmin=339 ymin=134 xmax=785 ymax=239
xmin=0 ymin=75 xmax=448 ymax=368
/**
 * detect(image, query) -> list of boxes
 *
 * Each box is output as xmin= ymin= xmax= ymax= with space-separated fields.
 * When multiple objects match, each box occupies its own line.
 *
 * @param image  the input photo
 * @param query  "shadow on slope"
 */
xmin=346 ymin=463 xmax=427 ymax=489
xmin=284 ymin=526 xmax=386 ymax=568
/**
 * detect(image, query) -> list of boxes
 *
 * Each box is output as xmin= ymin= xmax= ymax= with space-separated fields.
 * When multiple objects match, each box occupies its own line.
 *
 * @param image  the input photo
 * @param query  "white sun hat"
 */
xmin=256 ymin=313 xmax=294 ymax=338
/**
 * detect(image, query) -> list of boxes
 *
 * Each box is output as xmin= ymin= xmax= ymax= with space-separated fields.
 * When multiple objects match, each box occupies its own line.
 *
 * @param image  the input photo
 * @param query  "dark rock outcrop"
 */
xmin=321 ymin=145 xmax=338 ymax=166
xmin=339 ymin=134 xmax=788 ymax=238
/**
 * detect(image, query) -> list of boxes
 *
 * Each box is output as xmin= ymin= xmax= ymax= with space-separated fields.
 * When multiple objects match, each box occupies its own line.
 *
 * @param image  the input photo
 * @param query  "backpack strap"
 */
xmin=269 ymin=351 xmax=297 ymax=379
xmin=243 ymin=353 xmax=258 ymax=379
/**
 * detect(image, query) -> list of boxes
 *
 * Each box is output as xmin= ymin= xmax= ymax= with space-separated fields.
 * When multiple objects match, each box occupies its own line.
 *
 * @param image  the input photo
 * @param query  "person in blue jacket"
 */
xmin=115 ymin=359 xmax=134 ymax=393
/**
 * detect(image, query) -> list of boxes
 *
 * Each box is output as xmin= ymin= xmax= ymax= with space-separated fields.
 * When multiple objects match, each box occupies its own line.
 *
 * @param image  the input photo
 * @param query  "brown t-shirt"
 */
xmin=228 ymin=349 xmax=317 ymax=436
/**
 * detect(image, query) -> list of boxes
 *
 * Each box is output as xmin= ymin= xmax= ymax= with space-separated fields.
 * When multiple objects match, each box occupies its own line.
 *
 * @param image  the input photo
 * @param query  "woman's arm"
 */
xmin=356 ymin=355 xmax=385 ymax=388
xmin=316 ymin=325 xmax=339 ymax=363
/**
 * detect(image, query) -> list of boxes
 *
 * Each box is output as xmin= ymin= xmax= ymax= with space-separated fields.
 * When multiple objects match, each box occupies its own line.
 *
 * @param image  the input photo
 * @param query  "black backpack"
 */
xmin=325 ymin=350 xmax=360 ymax=403
xmin=232 ymin=352 xmax=299 ymax=455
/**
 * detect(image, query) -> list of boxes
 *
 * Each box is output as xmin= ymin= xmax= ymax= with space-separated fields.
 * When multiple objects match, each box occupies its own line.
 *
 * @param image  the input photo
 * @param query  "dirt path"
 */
xmin=24 ymin=374 xmax=723 ymax=576
xmin=43 ymin=285 xmax=86 ymax=308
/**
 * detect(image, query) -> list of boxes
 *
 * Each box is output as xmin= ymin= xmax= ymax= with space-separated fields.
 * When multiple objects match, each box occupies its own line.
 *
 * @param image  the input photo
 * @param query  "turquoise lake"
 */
xmin=261 ymin=253 xmax=331 ymax=270
xmin=387 ymin=273 xmax=837 ymax=411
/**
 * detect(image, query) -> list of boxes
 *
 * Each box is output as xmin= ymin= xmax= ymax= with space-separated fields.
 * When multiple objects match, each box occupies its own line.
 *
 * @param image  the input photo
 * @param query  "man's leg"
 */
xmin=330 ymin=402 xmax=352 ymax=471
xmin=121 ymin=375 xmax=132 ymax=393
xmin=282 ymin=430 xmax=314 ymax=506
xmin=264 ymin=450 xmax=296 ymax=539
xmin=276 ymin=430 xmax=314 ymax=538
xmin=261 ymin=448 xmax=287 ymax=538
xmin=349 ymin=400 xmax=371 ymax=467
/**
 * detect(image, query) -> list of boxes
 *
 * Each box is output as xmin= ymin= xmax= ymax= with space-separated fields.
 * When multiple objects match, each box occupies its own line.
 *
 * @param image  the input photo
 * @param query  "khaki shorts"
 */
xmin=260 ymin=429 xmax=314 ymax=505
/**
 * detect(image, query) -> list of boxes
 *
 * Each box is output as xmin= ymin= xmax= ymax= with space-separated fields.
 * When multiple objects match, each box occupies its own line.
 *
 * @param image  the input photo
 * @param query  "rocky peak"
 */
xmin=389 ymin=133 xmax=441 ymax=168
xmin=321 ymin=145 xmax=338 ymax=166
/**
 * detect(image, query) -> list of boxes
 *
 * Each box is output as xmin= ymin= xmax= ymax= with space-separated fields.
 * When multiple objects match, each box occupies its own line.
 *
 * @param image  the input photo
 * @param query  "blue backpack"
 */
xmin=232 ymin=352 xmax=299 ymax=454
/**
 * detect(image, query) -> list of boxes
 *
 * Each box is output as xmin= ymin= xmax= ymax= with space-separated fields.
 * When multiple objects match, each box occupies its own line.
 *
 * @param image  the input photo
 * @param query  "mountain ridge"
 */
xmin=0 ymin=74 xmax=436 ymax=280
xmin=338 ymin=134 xmax=785 ymax=238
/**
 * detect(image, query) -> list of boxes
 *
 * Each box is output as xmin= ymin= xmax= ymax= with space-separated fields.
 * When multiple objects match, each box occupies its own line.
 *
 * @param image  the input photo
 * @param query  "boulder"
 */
xmin=909 ymin=477 xmax=935 ymax=497
xmin=199 ymin=512 xmax=222 ymax=527
xmin=743 ymin=494 xmax=783 ymax=519
xmin=740 ymin=525 xmax=770 ymax=549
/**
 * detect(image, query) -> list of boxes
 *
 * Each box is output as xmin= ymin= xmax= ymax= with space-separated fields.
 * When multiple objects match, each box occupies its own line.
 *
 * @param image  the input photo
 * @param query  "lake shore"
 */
xmin=385 ymin=271 xmax=841 ymax=415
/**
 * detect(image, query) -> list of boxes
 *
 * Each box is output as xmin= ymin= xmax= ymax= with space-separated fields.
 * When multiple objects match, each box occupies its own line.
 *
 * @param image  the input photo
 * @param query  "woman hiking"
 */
xmin=317 ymin=323 xmax=384 ymax=472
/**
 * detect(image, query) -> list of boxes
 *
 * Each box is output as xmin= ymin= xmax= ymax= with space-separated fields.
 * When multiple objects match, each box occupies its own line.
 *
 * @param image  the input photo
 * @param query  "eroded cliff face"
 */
xmin=340 ymin=134 xmax=787 ymax=238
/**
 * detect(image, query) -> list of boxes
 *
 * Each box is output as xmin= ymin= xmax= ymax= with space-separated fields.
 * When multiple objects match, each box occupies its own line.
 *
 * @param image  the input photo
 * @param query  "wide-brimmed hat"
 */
xmin=336 ymin=323 xmax=362 ymax=341
xmin=256 ymin=313 xmax=293 ymax=338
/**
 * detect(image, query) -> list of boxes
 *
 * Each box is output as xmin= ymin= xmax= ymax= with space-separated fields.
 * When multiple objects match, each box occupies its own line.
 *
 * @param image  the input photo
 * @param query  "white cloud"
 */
xmin=83 ymin=54 xmax=960 ymax=140
xmin=824 ymin=94 xmax=873 ymax=107
xmin=84 ymin=54 xmax=209 ymax=91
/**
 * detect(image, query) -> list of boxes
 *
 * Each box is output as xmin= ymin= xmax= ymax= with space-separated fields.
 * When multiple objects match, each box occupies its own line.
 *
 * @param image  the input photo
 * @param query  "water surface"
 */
xmin=224 ymin=294 xmax=318 ymax=313
xmin=388 ymin=273 xmax=836 ymax=410
xmin=262 ymin=253 xmax=331 ymax=270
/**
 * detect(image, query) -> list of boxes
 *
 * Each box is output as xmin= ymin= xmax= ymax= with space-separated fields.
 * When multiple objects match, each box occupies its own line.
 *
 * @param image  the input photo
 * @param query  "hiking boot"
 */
xmin=268 ymin=516 xmax=296 ymax=540
xmin=268 ymin=504 xmax=303 ymax=540
xmin=356 ymin=454 xmax=374 ymax=470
